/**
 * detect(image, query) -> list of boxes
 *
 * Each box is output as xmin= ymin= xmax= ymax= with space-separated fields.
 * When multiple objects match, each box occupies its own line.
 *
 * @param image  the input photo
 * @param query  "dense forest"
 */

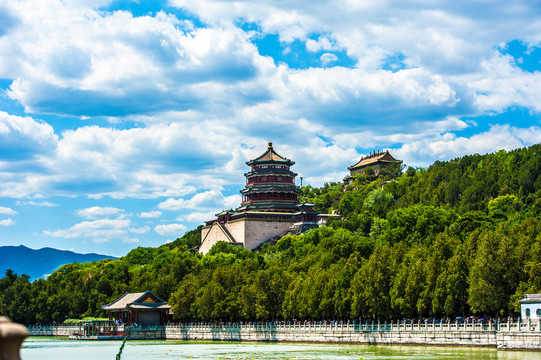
xmin=2 ymin=144 xmax=541 ymax=324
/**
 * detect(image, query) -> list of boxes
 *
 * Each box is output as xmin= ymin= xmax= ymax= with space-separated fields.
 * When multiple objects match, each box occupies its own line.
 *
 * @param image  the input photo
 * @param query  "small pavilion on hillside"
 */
xmin=344 ymin=150 xmax=402 ymax=184
xmin=101 ymin=290 xmax=171 ymax=325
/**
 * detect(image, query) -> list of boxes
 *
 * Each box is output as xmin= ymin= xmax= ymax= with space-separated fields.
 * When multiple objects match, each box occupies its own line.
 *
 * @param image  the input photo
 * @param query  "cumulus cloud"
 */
xmin=76 ymin=206 xmax=125 ymax=219
xmin=15 ymin=200 xmax=58 ymax=207
xmin=394 ymin=124 xmax=541 ymax=167
xmin=0 ymin=111 xmax=58 ymax=160
xmin=0 ymin=119 xmax=244 ymax=198
xmin=471 ymin=55 xmax=541 ymax=113
xmin=333 ymin=116 xmax=472 ymax=150
xmin=266 ymin=66 xmax=460 ymax=129
xmin=320 ymin=53 xmax=338 ymax=66
xmin=0 ymin=0 xmax=539 ymax=133
xmin=130 ymin=226 xmax=150 ymax=234
xmin=158 ymin=190 xmax=242 ymax=211
xmin=306 ymin=36 xmax=336 ymax=53
xmin=0 ymin=206 xmax=17 ymax=215
xmin=44 ymin=218 xmax=131 ymax=242
xmin=0 ymin=218 xmax=15 ymax=226
xmin=177 ymin=211 xmax=217 ymax=223
xmin=139 ymin=210 xmax=162 ymax=218
xmin=154 ymin=223 xmax=187 ymax=236
xmin=1 ymin=1 xmax=264 ymax=117
xmin=47 ymin=122 xmax=241 ymax=198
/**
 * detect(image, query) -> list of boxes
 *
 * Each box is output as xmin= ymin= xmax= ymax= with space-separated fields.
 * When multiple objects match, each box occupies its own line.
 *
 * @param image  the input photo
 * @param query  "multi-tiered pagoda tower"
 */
xmin=199 ymin=143 xmax=321 ymax=254
xmin=238 ymin=142 xmax=301 ymax=213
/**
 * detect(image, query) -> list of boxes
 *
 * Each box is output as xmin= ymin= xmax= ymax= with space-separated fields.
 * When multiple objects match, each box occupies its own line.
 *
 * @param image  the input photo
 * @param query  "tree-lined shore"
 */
xmin=2 ymin=145 xmax=541 ymax=324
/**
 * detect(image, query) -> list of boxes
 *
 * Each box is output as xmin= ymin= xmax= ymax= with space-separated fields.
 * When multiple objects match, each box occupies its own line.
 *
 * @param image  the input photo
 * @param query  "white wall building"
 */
xmin=519 ymin=294 xmax=541 ymax=320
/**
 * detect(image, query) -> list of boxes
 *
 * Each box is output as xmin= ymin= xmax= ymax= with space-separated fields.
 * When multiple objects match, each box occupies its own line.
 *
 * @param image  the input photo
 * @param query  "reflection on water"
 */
xmin=21 ymin=337 xmax=541 ymax=360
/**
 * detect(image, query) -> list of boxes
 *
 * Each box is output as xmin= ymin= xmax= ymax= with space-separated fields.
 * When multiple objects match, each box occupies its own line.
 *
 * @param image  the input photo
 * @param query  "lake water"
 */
xmin=20 ymin=337 xmax=541 ymax=360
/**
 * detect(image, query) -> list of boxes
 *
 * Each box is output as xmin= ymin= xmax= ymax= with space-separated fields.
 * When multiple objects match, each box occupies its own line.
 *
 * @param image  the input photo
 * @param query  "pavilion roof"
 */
xmin=348 ymin=150 xmax=402 ymax=170
xmin=247 ymin=142 xmax=294 ymax=166
xmin=519 ymin=294 xmax=541 ymax=304
xmin=101 ymin=290 xmax=170 ymax=311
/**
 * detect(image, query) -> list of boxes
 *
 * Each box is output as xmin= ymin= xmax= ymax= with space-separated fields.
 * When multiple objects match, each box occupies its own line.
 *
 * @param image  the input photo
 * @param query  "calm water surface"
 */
xmin=21 ymin=337 xmax=541 ymax=360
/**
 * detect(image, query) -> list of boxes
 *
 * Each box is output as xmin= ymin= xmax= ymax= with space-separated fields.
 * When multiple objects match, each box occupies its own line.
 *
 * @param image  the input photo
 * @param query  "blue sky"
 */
xmin=1 ymin=0 xmax=540 ymax=256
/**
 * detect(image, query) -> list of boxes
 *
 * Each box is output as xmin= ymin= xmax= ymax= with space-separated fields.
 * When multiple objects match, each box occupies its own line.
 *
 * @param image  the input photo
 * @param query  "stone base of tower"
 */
xmin=199 ymin=216 xmax=295 ymax=255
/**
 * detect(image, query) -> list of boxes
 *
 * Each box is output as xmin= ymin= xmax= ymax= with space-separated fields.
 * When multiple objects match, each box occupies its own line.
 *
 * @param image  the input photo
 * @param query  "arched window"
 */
xmin=536 ymin=309 xmax=541 ymax=318
xmin=526 ymin=308 xmax=531 ymax=317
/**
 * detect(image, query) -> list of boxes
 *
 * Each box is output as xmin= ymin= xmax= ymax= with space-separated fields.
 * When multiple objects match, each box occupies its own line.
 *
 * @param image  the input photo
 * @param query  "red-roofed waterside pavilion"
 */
xmin=101 ymin=291 xmax=171 ymax=326
xmin=200 ymin=143 xmax=334 ymax=254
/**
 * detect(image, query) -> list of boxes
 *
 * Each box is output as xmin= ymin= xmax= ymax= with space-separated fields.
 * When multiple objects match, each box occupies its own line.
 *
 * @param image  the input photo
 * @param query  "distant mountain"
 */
xmin=0 ymin=245 xmax=118 ymax=280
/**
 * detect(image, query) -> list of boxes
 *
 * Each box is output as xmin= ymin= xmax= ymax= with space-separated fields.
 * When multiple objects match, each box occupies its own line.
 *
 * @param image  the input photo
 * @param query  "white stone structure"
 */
xmin=200 ymin=217 xmax=294 ymax=254
xmin=519 ymin=294 xmax=541 ymax=321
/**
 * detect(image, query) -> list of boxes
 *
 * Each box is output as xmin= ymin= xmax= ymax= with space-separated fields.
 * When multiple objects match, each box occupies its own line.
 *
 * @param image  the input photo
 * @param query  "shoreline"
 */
xmin=27 ymin=321 xmax=541 ymax=350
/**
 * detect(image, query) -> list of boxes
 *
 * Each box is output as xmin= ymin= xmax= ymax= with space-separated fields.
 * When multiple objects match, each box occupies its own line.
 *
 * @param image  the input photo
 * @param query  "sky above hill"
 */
xmin=1 ymin=0 xmax=540 ymax=256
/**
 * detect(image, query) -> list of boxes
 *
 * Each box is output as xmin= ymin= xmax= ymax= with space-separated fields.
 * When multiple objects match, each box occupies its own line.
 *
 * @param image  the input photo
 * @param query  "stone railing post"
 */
xmin=0 ymin=317 xmax=28 ymax=360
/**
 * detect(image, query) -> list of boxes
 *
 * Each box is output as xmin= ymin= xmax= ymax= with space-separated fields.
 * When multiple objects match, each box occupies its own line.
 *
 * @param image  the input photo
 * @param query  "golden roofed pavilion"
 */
xmin=347 ymin=150 xmax=402 ymax=178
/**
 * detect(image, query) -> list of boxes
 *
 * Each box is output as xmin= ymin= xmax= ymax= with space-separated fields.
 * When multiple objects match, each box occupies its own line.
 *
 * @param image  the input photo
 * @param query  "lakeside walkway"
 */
xmin=27 ymin=320 xmax=541 ymax=350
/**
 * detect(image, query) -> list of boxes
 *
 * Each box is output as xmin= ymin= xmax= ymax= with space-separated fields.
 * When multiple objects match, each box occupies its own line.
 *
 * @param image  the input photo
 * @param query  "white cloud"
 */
xmin=154 ymin=223 xmax=187 ymax=236
xmin=0 ymin=206 xmax=17 ymax=215
xmin=0 ymin=111 xmax=58 ymax=160
xmin=170 ymin=1 xmax=541 ymax=72
xmin=333 ymin=116 xmax=471 ymax=150
xmin=320 ymin=53 xmax=338 ymax=66
xmin=1 ymin=1 xmax=263 ymax=116
xmin=15 ymin=200 xmax=58 ymax=207
xmin=177 ymin=210 xmax=217 ymax=223
xmin=471 ymin=54 xmax=541 ymax=113
xmin=44 ymin=218 xmax=131 ymax=242
xmin=139 ymin=210 xmax=162 ymax=218
xmin=0 ymin=218 xmax=15 ymax=226
xmin=76 ymin=206 xmax=125 ymax=219
xmin=130 ymin=226 xmax=150 ymax=234
xmin=158 ymin=190 xmax=242 ymax=211
xmin=0 ymin=119 xmax=242 ymax=198
xmin=394 ymin=124 xmax=541 ymax=167
xmin=306 ymin=36 xmax=336 ymax=52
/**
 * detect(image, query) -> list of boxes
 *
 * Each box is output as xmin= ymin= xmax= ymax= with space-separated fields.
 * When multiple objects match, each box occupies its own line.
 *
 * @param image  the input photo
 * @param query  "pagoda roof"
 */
xmin=241 ymin=184 xmax=301 ymax=193
xmin=247 ymin=142 xmax=294 ymax=166
xmin=101 ymin=290 xmax=170 ymax=311
xmin=348 ymin=150 xmax=402 ymax=170
xmin=215 ymin=209 xmax=235 ymax=217
xmin=292 ymin=202 xmax=319 ymax=216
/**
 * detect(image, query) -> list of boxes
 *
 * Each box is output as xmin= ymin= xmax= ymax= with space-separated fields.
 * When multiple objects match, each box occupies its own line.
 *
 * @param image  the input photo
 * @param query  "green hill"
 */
xmin=2 ymin=144 xmax=541 ymax=323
